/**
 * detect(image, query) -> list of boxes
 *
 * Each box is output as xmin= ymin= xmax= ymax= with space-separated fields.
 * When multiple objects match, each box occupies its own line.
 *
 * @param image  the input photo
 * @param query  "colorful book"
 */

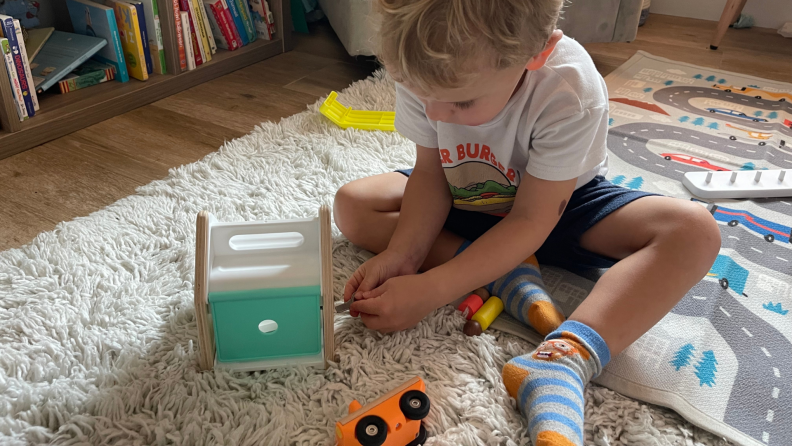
xmin=29 ymin=30 xmax=107 ymax=93
xmin=223 ymin=0 xmax=248 ymax=45
xmin=25 ymin=27 xmax=54 ymax=61
xmin=189 ymin=0 xmax=213 ymax=60
xmin=106 ymin=0 xmax=148 ymax=81
xmin=193 ymin=0 xmax=216 ymax=54
xmin=140 ymin=0 xmax=166 ymax=74
xmin=65 ymin=0 xmax=129 ymax=83
xmin=180 ymin=11 xmax=195 ymax=70
xmin=180 ymin=0 xmax=206 ymax=63
xmin=248 ymin=0 xmax=272 ymax=40
xmin=126 ymin=1 xmax=153 ymax=74
xmin=172 ymin=0 xmax=187 ymax=71
xmin=219 ymin=0 xmax=244 ymax=46
xmin=0 ymin=15 xmax=35 ymax=117
xmin=203 ymin=0 xmax=239 ymax=50
xmin=11 ymin=19 xmax=39 ymax=111
xmin=1 ymin=37 xmax=27 ymax=121
xmin=232 ymin=0 xmax=255 ymax=43
xmin=58 ymin=60 xmax=115 ymax=93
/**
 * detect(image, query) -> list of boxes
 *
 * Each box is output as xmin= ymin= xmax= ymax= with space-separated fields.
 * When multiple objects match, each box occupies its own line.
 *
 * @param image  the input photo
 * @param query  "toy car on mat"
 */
xmin=335 ymin=376 xmax=430 ymax=446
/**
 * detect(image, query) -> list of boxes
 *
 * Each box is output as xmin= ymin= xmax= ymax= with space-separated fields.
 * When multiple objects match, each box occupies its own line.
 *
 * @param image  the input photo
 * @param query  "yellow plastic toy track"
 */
xmin=319 ymin=91 xmax=396 ymax=131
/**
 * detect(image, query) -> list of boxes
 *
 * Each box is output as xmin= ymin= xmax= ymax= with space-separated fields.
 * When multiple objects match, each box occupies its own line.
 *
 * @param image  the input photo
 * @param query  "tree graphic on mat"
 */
xmin=754 ymin=111 xmax=764 ymax=117
xmin=707 ymin=122 xmax=720 ymax=130
xmin=706 ymin=75 xmax=716 ymax=82
xmin=625 ymin=176 xmax=644 ymax=190
xmin=768 ymin=111 xmax=778 ymax=119
xmin=718 ymin=78 xmax=727 ymax=84
xmin=664 ymin=81 xmax=674 ymax=86
xmin=608 ymin=118 xmax=614 ymax=126
xmin=693 ymin=117 xmax=705 ymax=127
xmin=695 ymin=350 xmax=718 ymax=387
xmin=644 ymin=87 xmax=653 ymax=93
xmin=670 ymin=343 xmax=695 ymax=371
xmin=679 ymin=116 xmax=690 ymax=123
xmin=693 ymin=74 xmax=703 ymax=80
xmin=611 ymin=175 xmax=626 ymax=185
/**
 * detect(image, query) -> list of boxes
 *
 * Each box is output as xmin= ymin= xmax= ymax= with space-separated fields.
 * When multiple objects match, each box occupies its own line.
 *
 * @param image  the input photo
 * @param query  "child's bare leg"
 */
xmin=574 ymin=196 xmax=721 ymax=355
xmin=333 ymin=172 xmax=463 ymax=271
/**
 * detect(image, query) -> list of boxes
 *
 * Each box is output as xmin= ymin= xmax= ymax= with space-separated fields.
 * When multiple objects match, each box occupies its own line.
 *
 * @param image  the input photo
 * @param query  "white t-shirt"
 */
xmin=395 ymin=36 xmax=609 ymax=216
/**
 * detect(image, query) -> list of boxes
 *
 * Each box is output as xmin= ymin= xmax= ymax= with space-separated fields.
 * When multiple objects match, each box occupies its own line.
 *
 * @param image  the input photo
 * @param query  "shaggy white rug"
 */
xmin=0 ymin=70 xmax=732 ymax=446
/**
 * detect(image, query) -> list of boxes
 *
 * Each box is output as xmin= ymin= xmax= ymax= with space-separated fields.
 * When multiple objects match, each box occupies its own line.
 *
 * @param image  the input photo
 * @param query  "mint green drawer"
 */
xmin=209 ymin=286 xmax=321 ymax=363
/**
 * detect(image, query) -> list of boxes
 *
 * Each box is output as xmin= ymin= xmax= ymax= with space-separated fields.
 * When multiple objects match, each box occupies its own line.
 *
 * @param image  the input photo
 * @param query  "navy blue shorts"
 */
xmin=396 ymin=169 xmax=658 ymax=271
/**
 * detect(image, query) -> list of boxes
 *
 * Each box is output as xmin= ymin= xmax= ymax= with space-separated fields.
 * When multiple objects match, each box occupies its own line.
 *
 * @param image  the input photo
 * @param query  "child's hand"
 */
xmin=343 ymin=249 xmax=415 ymax=314
xmin=351 ymin=274 xmax=441 ymax=333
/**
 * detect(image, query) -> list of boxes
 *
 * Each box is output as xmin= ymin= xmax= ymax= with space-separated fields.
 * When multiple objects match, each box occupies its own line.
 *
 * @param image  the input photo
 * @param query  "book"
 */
xmin=248 ymin=0 xmax=273 ymax=40
xmin=140 ymin=0 xmax=166 ymax=74
xmin=1 ymin=37 xmax=27 ymax=121
xmin=29 ymin=30 xmax=107 ymax=93
xmin=105 ymin=0 xmax=148 ymax=81
xmin=58 ymin=60 xmax=115 ymax=93
xmin=126 ymin=1 xmax=153 ymax=74
xmin=180 ymin=0 xmax=206 ymax=63
xmin=232 ymin=0 xmax=255 ymax=43
xmin=192 ymin=0 xmax=216 ymax=54
xmin=65 ymin=0 xmax=129 ymax=83
xmin=203 ymin=0 xmax=238 ymax=51
xmin=188 ymin=0 xmax=213 ymax=61
xmin=223 ymin=0 xmax=248 ymax=45
xmin=180 ymin=11 xmax=195 ymax=70
xmin=25 ymin=27 xmax=54 ymax=61
xmin=0 ymin=15 xmax=35 ymax=116
xmin=11 ymin=19 xmax=39 ymax=111
xmin=219 ymin=0 xmax=243 ymax=46
xmin=172 ymin=0 xmax=186 ymax=71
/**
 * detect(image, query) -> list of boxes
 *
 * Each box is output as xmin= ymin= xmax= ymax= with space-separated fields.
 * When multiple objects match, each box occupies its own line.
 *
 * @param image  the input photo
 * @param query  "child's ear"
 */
xmin=526 ymin=30 xmax=564 ymax=71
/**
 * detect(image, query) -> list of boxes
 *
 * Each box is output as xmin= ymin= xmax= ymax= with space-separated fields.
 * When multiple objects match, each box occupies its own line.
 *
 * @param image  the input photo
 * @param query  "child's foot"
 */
xmin=488 ymin=255 xmax=565 ymax=336
xmin=501 ymin=321 xmax=611 ymax=446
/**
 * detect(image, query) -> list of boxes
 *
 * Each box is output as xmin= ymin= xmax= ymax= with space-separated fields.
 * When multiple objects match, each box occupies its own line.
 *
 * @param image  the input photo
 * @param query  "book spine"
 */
xmin=182 ymin=0 xmax=206 ymax=63
xmin=106 ymin=9 xmax=130 ymax=82
xmin=107 ymin=66 xmax=116 ymax=81
xmin=180 ymin=11 xmax=195 ymax=70
xmin=172 ymin=0 xmax=187 ymax=71
xmin=1 ymin=39 xmax=27 ymax=120
xmin=195 ymin=0 xmax=217 ymax=54
xmin=189 ymin=0 xmax=213 ymax=61
xmin=233 ymin=0 xmax=255 ymax=43
xmin=133 ymin=3 xmax=154 ymax=74
xmin=220 ymin=0 xmax=243 ymax=47
xmin=223 ymin=0 xmax=248 ymax=45
xmin=1 ymin=17 xmax=34 ymax=117
xmin=203 ymin=3 xmax=228 ymax=50
xmin=12 ymin=19 xmax=39 ymax=111
xmin=212 ymin=2 xmax=238 ymax=50
xmin=150 ymin=0 xmax=167 ymax=74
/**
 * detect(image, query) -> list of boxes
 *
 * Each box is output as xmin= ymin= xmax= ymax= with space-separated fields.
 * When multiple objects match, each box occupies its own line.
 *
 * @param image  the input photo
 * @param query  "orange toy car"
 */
xmin=335 ymin=376 xmax=429 ymax=446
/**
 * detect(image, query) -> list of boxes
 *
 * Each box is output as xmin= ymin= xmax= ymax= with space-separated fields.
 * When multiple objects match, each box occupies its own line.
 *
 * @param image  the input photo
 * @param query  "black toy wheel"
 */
xmin=355 ymin=416 xmax=388 ymax=446
xmin=728 ymin=220 xmax=739 ymax=227
xmin=765 ymin=234 xmax=775 ymax=243
xmin=400 ymin=390 xmax=430 ymax=420
xmin=753 ymin=119 xmax=761 ymax=122
xmin=709 ymin=109 xmax=716 ymax=113
xmin=755 ymin=95 xmax=762 ymax=99
xmin=725 ymin=89 xmax=732 ymax=93
xmin=664 ymin=156 xmax=672 ymax=160
xmin=780 ymin=98 xmax=786 ymax=102
xmin=720 ymin=278 xmax=729 ymax=290
xmin=729 ymin=136 xmax=737 ymax=140
xmin=759 ymin=142 xmax=766 ymax=146
xmin=406 ymin=425 xmax=428 ymax=446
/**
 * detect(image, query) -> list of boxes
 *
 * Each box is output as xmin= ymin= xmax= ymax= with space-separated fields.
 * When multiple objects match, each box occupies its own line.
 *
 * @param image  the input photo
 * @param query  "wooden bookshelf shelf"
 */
xmin=0 ymin=0 xmax=291 ymax=160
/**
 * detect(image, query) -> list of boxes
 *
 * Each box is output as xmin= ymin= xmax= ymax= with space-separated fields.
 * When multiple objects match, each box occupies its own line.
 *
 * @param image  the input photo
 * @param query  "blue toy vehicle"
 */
xmin=709 ymin=204 xmax=791 ymax=243
xmin=707 ymin=255 xmax=749 ymax=295
xmin=706 ymin=108 xmax=768 ymax=122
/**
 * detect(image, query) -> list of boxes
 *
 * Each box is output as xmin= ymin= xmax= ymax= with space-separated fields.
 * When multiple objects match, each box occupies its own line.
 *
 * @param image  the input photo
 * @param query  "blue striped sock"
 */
xmin=502 ymin=320 xmax=610 ymax=446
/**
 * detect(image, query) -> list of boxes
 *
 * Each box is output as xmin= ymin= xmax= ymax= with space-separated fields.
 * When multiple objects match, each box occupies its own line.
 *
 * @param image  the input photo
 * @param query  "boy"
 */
xmin=334 ymin=0 xmax=721 ymax=444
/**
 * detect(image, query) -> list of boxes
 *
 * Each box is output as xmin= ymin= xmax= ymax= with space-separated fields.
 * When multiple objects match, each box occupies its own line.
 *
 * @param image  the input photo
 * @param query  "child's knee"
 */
xmin=333 ymin=182 xmax=365 ymax=239
xmin=663 ymin=202 xmax=721 ymax=262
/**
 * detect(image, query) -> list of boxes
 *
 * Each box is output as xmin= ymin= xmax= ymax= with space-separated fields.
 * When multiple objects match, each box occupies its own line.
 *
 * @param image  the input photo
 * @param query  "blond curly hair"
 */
xmin=376 ymin=0 xmax=564 ymax=92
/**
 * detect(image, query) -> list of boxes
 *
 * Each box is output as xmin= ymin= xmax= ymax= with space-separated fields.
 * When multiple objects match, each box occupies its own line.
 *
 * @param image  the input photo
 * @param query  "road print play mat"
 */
xmin=493 ymin=51 xmax=791 ymax=446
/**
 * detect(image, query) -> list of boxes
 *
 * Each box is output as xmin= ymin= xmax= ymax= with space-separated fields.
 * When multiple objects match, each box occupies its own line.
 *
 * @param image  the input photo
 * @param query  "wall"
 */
xmin=650 ymin=0 xmax=792 ymax=29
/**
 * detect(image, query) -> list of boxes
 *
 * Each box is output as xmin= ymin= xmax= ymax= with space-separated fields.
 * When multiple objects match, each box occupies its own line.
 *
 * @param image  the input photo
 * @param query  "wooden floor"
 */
xmin=1 ymin=15 xmax=790 ymax=251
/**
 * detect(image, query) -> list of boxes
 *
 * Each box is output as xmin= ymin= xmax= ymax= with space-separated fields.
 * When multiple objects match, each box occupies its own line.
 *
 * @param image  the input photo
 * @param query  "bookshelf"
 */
xmin=0 ymin=0 xmax=292 ymax=160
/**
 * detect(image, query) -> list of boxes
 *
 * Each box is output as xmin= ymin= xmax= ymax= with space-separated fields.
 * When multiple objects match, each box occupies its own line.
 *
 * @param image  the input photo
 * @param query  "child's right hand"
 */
xmin=343 ymin=249 xmax=416 ymax=316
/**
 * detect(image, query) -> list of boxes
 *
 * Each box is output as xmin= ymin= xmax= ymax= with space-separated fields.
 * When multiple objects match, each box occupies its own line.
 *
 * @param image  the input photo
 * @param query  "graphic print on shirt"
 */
xmin=441 ymin=143 xmax=520 ymax=216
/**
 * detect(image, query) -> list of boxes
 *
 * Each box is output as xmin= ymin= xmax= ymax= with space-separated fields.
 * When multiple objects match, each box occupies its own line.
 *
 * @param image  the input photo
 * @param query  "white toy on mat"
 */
xmin=683 ymin=170 xmax=791 ymax=199
xmin=194 ymin=206 xmax=334 ymax=372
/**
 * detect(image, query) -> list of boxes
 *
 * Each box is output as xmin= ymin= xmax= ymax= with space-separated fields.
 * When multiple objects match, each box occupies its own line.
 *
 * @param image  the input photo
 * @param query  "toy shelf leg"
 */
xmin=194 ymin=211 xmax=215 ymax=371
xmin=320 ymin=205 xmax=335 ymax=367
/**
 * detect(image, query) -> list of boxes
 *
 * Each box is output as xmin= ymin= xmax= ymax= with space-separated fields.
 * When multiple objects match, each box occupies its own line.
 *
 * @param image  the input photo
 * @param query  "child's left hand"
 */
xmin=351 ymin=274 xmax=444 ymax=333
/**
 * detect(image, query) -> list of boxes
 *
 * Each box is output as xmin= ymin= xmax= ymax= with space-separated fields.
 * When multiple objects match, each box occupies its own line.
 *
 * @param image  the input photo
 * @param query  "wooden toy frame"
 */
xmin=194 ymin=206 xmax=335 ymax=371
